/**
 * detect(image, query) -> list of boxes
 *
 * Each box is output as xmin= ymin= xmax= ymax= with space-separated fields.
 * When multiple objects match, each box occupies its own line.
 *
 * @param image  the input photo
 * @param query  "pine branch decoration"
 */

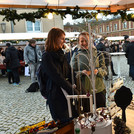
xmin=113 ymin=116 xmax=131 ymax=134
xmin=0 ymin=6 xmax=134 ymax=24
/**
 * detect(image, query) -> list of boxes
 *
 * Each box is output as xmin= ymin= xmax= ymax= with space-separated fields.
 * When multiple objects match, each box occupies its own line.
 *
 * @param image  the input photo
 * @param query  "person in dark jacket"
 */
xmin=126 ymin=39 xmax=134 ymax=80
xmin=40 ymin=28 xmax=78 ymax=123
xmin=17 ymin=46 xmax=24 ymax=61
xmin=122 ymin=35 xmax=130 ymax=52
xmin=96 ymin=39 xmax=117 ymax=79
xmin=96 ymin=38 xmax=106 ymax=51
xmin=4 ymin=43 xmax=20 ymax=85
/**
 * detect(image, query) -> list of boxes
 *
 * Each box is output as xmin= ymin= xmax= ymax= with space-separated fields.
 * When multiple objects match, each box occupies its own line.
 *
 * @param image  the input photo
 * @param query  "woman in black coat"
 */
xmin=41 ymin=28 xmax=78 ymax=123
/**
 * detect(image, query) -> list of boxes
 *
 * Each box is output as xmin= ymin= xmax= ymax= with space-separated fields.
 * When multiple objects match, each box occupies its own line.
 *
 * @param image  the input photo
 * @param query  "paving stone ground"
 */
xmin=0 ymin=54 xmax=134 ymax=134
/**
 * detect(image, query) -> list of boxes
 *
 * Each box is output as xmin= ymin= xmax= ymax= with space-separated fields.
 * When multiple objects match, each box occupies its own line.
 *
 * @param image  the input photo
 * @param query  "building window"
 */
xmin=114 ymin=24 xmax=117 ymax=30
xmin=106 ymin=26 xmax=109 ymax=32
xmin=93 ymin=29 xmax=96 ymax=33
xmin=99 ymin=27 xmax=102 ymax=33
xmin=26 ymin=20 xmax=41 ymax=32
xmin=123 ymin=22 xmax=127 ymax=29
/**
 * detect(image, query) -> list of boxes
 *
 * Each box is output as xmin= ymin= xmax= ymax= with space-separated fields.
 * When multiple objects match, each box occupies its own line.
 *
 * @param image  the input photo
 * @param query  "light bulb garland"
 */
xmin=0 ymin=6 xmax=134 ymax=24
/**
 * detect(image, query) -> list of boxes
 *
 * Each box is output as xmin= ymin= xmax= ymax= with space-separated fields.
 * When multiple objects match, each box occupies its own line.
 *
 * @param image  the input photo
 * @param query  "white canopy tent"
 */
xmin=106 ymin=36 xmax=134 ymax=41
xmin=0 ymin=0 xmax=133 ymax=12
xmin=0 ymin=32 xmax=79 ymax=40
xmin=106 ymin=36 xmax=125 ymax=41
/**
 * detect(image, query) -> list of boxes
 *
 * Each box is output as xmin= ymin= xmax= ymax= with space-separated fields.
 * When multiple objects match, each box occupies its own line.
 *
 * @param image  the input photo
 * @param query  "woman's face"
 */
xmin=57 ymin=34 xmax=65 ymax=49
xmin=79 ymin=35 xmax=89 ymax=49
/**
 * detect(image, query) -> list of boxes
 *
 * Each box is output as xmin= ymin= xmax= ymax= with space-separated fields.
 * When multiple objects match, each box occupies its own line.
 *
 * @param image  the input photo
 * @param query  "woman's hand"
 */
xmin=82 ymin=69 xmax=98 ymax=76
xmin=94 ymin=69 xmax=98 ymax=75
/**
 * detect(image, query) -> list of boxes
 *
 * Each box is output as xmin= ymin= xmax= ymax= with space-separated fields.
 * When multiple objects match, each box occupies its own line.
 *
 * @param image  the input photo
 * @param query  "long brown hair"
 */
xmin=45 ymin=28 xmax=65 ymax=52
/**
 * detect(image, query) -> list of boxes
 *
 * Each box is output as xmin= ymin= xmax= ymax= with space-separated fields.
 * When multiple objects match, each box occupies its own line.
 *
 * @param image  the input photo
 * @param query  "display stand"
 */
xmin=66 ymin=95 xmax=93 ymax=117
xmin=76 ymin=120 xmax=112 ymax=134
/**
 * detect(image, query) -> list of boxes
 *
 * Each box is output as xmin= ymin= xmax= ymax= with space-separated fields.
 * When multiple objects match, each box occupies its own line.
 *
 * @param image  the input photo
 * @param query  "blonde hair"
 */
xmin=78 ymin=32 xmax=89 ymax=42
xmin=45 ymin=28 xmax=65 ymax=52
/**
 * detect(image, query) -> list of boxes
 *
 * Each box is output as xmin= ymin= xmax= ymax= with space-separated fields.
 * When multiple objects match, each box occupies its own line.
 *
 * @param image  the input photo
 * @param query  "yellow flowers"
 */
xmin=18 ymin=120 xmax=46 ymax=134
xmin=17 ymin=120 xmax=57 ymax=134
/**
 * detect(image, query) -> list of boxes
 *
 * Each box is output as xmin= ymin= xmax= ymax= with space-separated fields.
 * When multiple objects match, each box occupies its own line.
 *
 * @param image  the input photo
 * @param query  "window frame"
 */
xmin=99 ymin=26 xmax=102 ymax=33
xmin=114 ymin=23 xmax=117 ymax=31
xmin=26 ymin=20 xmax=41 ymax=32
xmin=106 ymin=25 xmax=109 ymax=32
xmin=123 ymin=22 xmax=127 ymax=29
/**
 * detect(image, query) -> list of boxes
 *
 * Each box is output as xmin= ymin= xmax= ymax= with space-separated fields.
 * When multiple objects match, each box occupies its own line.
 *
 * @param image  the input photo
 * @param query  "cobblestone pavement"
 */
xmin=0 ymin=55 xmax=134 ymax=134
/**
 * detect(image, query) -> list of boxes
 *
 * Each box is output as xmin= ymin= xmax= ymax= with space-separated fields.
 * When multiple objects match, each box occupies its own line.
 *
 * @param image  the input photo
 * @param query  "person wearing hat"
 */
xmin=122 ymin=35 xmax=130 ymax=52
xmin=24 ymin=39 xmax=42 ymax=83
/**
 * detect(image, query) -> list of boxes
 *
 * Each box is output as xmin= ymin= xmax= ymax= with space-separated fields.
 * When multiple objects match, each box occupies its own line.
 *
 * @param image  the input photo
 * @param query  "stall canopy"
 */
xmin=0 ymin=32 xmax=80 ymax=40
xmin=106 ymin=36 xmax=134 ymax=41
xmin=0 ymin=0 xmax=134 ymax=12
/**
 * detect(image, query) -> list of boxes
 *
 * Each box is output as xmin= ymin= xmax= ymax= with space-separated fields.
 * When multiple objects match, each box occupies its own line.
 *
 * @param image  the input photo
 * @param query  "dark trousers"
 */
xmin=12 ymin=67 xmax=20 ymax=83
xmin=110 ymin=61 xmax=116 ymax=75
xmin=96 ymin=90 xmax=106 ymax=108
xmin=105 ymin=61 xmax=116 ymax=80
xmin=1 ymin=69 xmax=6 ymax=75
xmin=129 ymin=65 xmax=134 ymax=79
xmin=8 ymin=71 xmax=14 ymax=83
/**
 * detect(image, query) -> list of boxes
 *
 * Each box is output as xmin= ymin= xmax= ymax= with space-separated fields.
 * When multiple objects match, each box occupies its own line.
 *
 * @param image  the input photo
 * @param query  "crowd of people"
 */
xmin=0 ymin=28 xmax=133 ymax=124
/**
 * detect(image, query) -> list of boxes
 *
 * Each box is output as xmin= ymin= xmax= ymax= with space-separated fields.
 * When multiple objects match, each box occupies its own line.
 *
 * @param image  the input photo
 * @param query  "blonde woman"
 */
xmin=71 ymin=32 xmax=107 ymax=110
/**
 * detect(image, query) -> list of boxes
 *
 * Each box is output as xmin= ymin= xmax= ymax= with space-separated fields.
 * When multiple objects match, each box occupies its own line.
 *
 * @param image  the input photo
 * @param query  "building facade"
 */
xmin=0 ymin=9 xmax=63 ymax=33
xmin=64 ymin=17 xmax=134 ymax=38
xmin=91 ymin=17 xmax=134 ymax=37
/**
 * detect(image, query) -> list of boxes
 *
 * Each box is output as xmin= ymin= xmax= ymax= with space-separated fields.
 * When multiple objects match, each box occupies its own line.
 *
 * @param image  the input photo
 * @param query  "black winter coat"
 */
xmin=96 ymin=42 xmax=106 ymax=51
xmin=126 ymin=41 xmax=134 ymax=65
xmin=4 ymin=46 xmax=20 ymax=69
xmin=41 ymin=49 xmax=78 ymax=122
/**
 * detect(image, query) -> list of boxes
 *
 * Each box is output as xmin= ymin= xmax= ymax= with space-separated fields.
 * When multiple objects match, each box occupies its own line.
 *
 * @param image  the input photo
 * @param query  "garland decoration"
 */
xmin=0 ymin=6 xmax=134 ymax=24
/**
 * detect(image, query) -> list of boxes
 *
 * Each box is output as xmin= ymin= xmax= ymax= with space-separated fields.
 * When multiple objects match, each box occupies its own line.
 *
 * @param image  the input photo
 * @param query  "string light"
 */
xmin=1 ymin=7 xmax=134 ymax=24
xmin=47 ymin=12 xmax=53 ymax=19
xmin=131 ymin=14 xmax=134 ymax=18
xmin=96 ymin=13 xmax=103 ymax=19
